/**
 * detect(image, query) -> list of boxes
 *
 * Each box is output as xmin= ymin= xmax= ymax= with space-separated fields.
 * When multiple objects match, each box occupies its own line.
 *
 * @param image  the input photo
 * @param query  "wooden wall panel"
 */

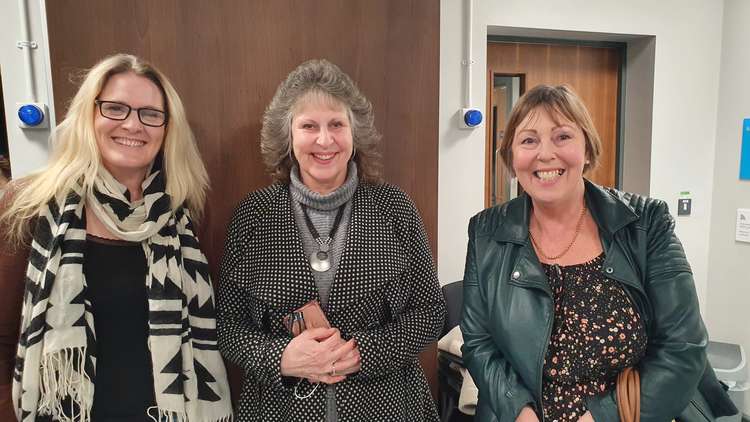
xmin=0 ymin=74 xmax=7 ymax=166
xmin=46 ymin=0 xmax=439 ymax=401
xmin=487 ymin=42 xmax=621 ymax=188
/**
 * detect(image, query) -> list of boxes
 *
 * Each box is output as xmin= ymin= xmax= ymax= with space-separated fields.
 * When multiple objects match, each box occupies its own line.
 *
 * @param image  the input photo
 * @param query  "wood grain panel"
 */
xmin=46 ymin=0 xmax=440 ymax=403
xmin=0 ymin=73 xmax=7 ymax=164
xmin=487 ymin=42 xmax=621 ymax=190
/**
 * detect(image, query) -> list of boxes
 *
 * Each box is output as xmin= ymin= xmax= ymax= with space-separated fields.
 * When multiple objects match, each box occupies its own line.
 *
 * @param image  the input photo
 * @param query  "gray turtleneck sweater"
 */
xmin=289 ymin=162 xmax=357 ymax=308
xmin=289 ymin=162 xmax=358 ymax=421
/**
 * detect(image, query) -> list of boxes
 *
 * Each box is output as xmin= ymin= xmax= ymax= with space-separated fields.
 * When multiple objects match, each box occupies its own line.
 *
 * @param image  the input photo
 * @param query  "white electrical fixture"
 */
xmin=16 ymin=0 xmax=50 ymax=130
xmin=458 ymin=0 xmax=483 ymax=130
xmin=17 ymin=102 xmax=48 ymax=128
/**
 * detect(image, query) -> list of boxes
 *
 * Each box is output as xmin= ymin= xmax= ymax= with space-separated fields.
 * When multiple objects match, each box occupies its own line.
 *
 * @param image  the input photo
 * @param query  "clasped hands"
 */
xmin=280 ymin=327 xmax=361 ymax=384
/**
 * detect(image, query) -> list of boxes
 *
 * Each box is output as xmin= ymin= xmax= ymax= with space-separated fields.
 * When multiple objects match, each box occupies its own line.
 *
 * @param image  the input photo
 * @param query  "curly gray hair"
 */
xmin=260 ymin=59 xmax=383 ymax=184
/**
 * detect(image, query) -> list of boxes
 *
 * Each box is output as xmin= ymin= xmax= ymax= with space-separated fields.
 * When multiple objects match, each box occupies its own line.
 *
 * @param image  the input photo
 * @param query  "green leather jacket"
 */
xmin=461 ymin=180 xmax=737 ymax=422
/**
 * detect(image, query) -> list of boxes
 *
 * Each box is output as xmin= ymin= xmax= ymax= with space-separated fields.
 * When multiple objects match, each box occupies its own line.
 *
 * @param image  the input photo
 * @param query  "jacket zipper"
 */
xmin=535 ymin=263 xmax=559 ymax=422
xmin=537 ymin=304 xmax=553 ymax=422
xmin=605 ymin=237 xmax=653 ymax=335
xmin=510 ymin=265 xmax=557 ymax=422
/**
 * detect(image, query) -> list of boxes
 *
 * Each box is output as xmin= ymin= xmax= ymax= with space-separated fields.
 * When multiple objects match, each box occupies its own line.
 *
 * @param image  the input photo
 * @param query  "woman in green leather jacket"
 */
xmin=460 ymin=84 xmax=737 ymax=422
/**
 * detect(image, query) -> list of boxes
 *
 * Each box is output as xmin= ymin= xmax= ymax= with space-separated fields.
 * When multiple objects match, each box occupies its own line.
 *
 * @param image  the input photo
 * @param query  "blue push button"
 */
xmin=18 ymin=104 xmax=45 ymax=126
xmin=464 ymin=109 xmax=483 ymax=127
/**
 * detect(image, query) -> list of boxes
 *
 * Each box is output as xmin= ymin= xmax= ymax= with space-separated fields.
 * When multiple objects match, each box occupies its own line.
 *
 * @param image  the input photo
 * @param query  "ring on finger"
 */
xmin=330 ymin=362 xmax=336 ymax=376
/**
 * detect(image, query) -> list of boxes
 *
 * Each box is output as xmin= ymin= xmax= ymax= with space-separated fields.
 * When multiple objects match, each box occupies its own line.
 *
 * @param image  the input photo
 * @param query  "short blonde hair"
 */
xmin=1 ymin=53 xmax=208 ymax=246
xmin=499 ymin=84 xmax=602 ymax=176
xmin=261 ymin=59 xmax=383 ymax=184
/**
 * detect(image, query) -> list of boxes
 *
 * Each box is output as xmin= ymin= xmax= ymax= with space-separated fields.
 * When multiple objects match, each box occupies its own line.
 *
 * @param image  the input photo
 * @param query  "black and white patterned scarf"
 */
xmin=12 ymin=164 xmax=233 ymax=422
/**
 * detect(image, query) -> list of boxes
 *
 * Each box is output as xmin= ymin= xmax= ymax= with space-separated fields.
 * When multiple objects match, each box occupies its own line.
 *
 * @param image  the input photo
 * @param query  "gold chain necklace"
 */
xmin=529 ymin=203 xmax=587 ymax=261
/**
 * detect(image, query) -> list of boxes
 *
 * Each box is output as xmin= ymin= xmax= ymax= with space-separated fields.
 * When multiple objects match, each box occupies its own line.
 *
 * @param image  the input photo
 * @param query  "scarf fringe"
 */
xmin=147 ymin=406 xmax=233 ymax=422
xmin=37 ymin=347 xmax=92 ymax=422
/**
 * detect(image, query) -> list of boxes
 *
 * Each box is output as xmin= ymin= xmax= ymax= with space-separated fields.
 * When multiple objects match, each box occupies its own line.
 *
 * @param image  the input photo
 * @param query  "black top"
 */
xmin=84 ymin=235 xmax=155 ymax=421
xmin=541 ymin=254 xmax=647 ymax=422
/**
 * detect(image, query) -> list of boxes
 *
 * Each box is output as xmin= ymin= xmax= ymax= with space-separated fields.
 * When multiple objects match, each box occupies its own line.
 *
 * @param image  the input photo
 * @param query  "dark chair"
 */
xmin=439 ymin=281 xmax=474 ymax=422
xmin=442 ymin=280 xmax=464 ymax=337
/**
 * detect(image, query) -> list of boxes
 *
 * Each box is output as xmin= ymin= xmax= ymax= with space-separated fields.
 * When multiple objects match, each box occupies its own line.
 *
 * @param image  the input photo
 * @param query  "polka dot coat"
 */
xmin=217 ymin=182 xmax=445 ymax=421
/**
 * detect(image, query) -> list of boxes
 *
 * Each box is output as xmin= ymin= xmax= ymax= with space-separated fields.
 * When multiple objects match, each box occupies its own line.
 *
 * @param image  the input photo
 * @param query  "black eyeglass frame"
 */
xmin=94 ymin=100 xmax=169 ymax=127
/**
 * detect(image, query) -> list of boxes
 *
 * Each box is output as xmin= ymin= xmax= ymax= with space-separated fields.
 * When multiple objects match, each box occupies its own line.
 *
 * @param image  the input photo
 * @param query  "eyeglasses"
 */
xmin=95 ymin=100 xmax=168 ymax=127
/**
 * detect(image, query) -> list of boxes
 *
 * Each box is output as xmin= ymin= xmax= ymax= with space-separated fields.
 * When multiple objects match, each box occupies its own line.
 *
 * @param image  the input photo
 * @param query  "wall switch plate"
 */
xmin=678 ymin=198 xmax=692 ymax=216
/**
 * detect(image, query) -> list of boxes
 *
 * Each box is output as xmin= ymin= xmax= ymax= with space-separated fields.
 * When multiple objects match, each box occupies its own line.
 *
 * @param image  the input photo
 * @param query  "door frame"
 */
xmin=486 ymin=35 xmax=627 ymax=197
xmin=485 ymin=71 xmax=525 ymax=208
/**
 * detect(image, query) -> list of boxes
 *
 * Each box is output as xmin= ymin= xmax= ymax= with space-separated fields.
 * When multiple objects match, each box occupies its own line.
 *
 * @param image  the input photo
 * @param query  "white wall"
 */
xmin=620 ymin=36 xmax=655 ymax=197
xmin=0 ymin=0 xmax=54 ymax=178
xmin=706 ymin=0 xmax=750 ymax=415
xmin=438 ymin=1 xmax=725 ymax=315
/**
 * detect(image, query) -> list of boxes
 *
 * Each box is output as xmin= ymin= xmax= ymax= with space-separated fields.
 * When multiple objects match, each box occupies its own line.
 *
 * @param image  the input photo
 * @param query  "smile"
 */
xmin=534 ymin=169 xmax=565 ymax=181
xmin=312 ymin=152 xmax=337 ymax=161
xmin=113 ymin=137 xmax=146 ymax=147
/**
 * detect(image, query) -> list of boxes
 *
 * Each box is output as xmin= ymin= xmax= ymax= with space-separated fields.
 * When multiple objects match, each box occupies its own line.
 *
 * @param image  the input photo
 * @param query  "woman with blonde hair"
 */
xmin=0 ymin=54 xmax=232 ymax=421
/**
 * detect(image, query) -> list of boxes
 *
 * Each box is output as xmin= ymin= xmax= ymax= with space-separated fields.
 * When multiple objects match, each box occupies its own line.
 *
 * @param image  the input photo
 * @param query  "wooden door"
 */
xmin=486 ymin=41 xmax=621 ymax=206
xmin=45 ymin=0 xmax=440 ymax=401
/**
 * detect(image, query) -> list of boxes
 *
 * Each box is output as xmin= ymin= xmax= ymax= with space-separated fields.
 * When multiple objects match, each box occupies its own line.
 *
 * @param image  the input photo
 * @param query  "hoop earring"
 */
xmin=350 ymin=148 xmax=357 ymax=161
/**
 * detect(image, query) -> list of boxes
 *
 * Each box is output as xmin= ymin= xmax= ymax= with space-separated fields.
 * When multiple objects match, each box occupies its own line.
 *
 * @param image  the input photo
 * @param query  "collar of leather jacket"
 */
xmin=488 ymin=179 xmax=649 ymax=314
xmin=491 ymin=178 xmax=639 ymax=244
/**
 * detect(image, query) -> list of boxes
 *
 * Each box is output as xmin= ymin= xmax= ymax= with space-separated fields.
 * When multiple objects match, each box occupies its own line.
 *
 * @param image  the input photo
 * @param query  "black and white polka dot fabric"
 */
xmin=217 ymin=182 xmax=445 ymax=421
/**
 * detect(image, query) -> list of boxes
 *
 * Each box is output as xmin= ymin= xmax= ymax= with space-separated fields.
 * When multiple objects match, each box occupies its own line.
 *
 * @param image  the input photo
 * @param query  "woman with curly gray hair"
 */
xmin=217 ymin=59 xmax=446 ymax=421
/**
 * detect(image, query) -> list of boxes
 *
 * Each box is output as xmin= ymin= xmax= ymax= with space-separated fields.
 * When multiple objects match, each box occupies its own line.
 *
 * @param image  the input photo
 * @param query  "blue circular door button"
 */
xmin=18 ymin=104 xmax=45 ymax=126
xmin=464 ymin=109 xmax=483 ymax=127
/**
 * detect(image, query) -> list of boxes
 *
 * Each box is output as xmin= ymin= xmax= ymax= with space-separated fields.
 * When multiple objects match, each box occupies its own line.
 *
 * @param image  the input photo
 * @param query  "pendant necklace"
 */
xmin=300 ymin=203 xmax=346 ymax=272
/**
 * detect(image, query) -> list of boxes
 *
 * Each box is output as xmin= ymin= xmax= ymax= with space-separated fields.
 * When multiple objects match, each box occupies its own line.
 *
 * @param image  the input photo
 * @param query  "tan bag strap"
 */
xmin=616 ymin=367 xmax=640 ymax=422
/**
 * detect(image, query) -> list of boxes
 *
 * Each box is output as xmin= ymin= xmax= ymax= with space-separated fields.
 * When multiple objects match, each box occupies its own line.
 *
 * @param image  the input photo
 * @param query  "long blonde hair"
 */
xmin=0 ymin=54 xmax=208 ymax=246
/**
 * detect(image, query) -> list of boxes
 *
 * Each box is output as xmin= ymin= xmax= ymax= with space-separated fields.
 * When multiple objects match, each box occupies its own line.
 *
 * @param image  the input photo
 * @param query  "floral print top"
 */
xmin=540 ymin=254 xmax=647 ymax=421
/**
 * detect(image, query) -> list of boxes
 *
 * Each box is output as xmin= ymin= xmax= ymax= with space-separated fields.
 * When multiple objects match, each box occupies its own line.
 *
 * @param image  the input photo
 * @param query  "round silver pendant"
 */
xmin=310 ymin=250 xmax=331 ymax=272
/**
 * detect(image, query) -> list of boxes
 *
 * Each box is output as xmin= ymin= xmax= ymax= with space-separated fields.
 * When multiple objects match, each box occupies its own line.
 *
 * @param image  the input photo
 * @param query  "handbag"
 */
xmin=616 ymin=367 xmax=640 ymax=422
xmin=282 ymin=300 xmax=331 ymax=337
